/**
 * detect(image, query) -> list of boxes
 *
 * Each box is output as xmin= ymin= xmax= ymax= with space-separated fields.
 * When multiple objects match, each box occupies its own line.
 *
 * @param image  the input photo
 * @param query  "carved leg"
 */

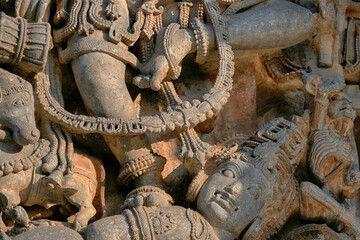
xmin=71 ymin=52 xmax=152 ymax=162
xmin=0 ymin=191 xmax=28 ymax=227
xmin=226 ymin=0 xmax=314 ymax=50
xmin=27 ymin=206 xmax=55 ymax=221
xmin=63 ymin=179 xmax=96 ymax=230
xmin=73 ymin=205 xmax=97 ymax=231
xmin=72 ymin=54 xmax=157 ymax=162
xmin=2 ymin=206 xmax=29 ymax=227
xmin=71 ymin=52 xmax=166 ymax=203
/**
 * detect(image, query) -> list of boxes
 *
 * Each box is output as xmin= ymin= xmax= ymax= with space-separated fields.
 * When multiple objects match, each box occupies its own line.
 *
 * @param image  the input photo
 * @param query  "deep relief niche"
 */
xmin=1 ymin=0 xmax=360 ymax=239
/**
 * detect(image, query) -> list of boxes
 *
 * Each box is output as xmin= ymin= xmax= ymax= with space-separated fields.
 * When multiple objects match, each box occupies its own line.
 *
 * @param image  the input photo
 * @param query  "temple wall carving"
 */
xmin=1 ymin=0 xmax=360 ymax=239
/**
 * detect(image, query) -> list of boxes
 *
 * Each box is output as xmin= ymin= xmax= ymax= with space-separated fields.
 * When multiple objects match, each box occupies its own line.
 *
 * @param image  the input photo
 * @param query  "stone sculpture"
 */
xmin=135 ymin=0 xmax=315 ymax=90
xmin=303 ymin=73 xmax=360 ymax=200
xmin=86 ymin=117 xmax=308 ymax=240
xmin=2 ymin=0 xmax=360 ymax=239
xmin=0 ymin=69 xmax=105 ymax=231
xmin=281 ymin=224 xmax=352 ymax=240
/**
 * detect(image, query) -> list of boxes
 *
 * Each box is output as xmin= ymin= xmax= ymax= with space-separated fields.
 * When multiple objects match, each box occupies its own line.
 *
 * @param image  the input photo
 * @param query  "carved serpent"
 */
xmin=35 ymin=0 xmax=234 ymax=136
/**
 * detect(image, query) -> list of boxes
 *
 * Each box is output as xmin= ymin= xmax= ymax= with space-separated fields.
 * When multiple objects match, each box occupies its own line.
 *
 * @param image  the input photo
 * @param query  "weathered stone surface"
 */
xmin=2 ymin=0 xmax=360 ymax=239
xmin=11 ymin=226 xmax=83 ymax=240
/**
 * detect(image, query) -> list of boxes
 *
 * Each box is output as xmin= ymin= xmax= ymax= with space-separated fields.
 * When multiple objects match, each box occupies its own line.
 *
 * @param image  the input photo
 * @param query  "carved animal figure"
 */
xmin=0 ymin=71 xmax=40 ymax=147
xmin=0 ymin=69 xmax=105 ymax=231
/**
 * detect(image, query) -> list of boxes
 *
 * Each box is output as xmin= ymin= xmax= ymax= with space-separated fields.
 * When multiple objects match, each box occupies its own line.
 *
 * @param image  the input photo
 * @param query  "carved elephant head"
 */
xmin=0 ymin=68 xmax=40 ymax=145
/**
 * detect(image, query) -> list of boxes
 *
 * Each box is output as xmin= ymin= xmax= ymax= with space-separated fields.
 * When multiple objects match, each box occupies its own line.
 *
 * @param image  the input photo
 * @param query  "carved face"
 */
xmin=0 ymin=90 xmax=40 ymax=145
xmin=196 ymin=159 xmax=270 ymax=236
xmin=328 ymin=94 xmax=356 ymax=136
xmin=329 ymin=94 xmax=355 ymax=120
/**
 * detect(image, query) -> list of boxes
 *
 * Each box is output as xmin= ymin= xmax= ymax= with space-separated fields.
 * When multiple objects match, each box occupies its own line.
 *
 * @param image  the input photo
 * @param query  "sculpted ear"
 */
xmin=0 ymin=87 xmax=2 ymax=104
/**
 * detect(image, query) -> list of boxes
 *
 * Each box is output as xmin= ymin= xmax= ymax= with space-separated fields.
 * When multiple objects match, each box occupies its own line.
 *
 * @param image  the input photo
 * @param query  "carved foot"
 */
xmin=73 ymin=205 xmax=96 ymax=232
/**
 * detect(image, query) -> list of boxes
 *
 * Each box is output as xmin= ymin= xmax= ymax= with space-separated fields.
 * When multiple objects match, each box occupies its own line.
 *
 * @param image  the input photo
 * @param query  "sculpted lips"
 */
xmin=212 ymin=190 xmax=237 ymax=213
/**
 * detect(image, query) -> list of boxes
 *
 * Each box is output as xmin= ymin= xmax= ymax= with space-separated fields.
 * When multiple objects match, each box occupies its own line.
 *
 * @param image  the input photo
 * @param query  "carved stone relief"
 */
xmin=1 ymin=0 xmax=360 ymax=239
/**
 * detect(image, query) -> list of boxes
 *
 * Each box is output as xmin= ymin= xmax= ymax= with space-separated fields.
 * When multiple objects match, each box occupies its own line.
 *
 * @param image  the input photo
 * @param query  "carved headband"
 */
xmin=0 ymin=71 xmax=33 ymax=103
xmin=210 ymin=118 xmax=305 ymax=183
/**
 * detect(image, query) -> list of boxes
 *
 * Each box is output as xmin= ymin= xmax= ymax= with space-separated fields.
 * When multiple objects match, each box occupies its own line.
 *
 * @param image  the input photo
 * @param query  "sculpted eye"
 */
xmin=247 ymin=184 xmax=260 ymax=200
xmin=13 ymin=98 xmax=25 ymax=107
xmin=221 ymin=169 xmax=235 ymax=178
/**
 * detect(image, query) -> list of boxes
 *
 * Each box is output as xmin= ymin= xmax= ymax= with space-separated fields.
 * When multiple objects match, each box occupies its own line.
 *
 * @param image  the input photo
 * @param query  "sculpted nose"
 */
xmin=225 ymin=182 xmax=242 ymax=196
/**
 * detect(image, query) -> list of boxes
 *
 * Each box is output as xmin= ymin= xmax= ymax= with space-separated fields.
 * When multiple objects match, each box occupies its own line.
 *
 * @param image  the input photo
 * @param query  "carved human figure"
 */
xmin=4 ymin=0 xmax=317 ymax=208
xmin=302 ymin=73 xmax=360 ymax=200
xmin=86 ymin=117 xmax=308 ymax=239
xmin=309 ymin=93 xmax=360 ymax=199
xmin=2 ymin=0 xmax=171 ymax=205
xmin=55 ymin=0 xmax=171 ymax=202
xmin=134 ymin=0 xmax=316 ymax=90
xmin=87 ymin=160 xmax=269 ymax=240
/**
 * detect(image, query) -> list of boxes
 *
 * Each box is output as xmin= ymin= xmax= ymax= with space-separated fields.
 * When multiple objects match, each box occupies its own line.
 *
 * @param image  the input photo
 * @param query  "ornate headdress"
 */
xmin=238 ymin=117 xmax=308 ymax=240
xmin=191 ymin=117 xmax=309 ymax=239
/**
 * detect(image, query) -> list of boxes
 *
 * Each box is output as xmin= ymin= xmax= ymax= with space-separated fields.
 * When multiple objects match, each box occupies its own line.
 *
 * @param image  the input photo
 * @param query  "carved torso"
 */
xmin=88 ymin=206 xmax=219 ymax=240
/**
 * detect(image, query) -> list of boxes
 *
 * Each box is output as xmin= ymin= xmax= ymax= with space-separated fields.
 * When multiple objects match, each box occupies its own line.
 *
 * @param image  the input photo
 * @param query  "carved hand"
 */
xmin=133 ymin=55 xmax=170 ymax=91
xmin=15 ymin=0 xmax=50 ymax=22
xmin=133 ymin=25 xmax=196 ymax=91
